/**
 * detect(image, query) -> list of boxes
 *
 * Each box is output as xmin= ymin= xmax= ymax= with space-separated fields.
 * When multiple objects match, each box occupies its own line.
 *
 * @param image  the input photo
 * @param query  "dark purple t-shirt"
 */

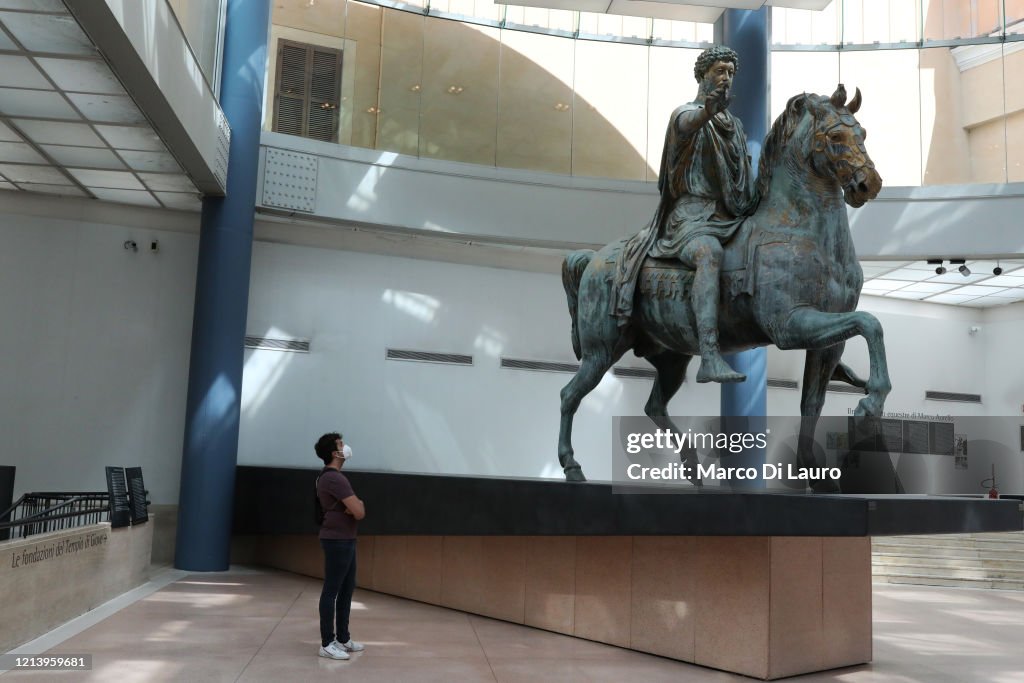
xmin=317 ymin=469 xmax=358 ymax=540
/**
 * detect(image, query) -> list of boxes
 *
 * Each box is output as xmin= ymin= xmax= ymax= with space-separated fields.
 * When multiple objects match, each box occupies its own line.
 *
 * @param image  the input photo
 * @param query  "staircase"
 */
xmin=872 ymin=532 xmax=1024 ymax=590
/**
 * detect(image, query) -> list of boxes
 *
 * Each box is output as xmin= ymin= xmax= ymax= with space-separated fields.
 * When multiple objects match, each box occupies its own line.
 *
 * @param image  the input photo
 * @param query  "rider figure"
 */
xmin=614 ymin=45 xmax=758 ymax=383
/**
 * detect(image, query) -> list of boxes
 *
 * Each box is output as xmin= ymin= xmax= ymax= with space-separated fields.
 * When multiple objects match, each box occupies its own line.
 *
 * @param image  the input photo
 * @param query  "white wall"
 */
xmin=237 ymin=241 xmax=720 ymax=481
xmin=0 ymin=207 xmax=198 ymax=504
xmin=2 ymin=198 xmax=1020 ymax=498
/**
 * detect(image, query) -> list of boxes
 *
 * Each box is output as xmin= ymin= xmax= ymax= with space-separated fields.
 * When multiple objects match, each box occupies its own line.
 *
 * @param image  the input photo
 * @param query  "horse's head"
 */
xmin=761 ymin=85 xmax=882 ymax=208
xmin=805 ymin=85 xmax=881 ymax=207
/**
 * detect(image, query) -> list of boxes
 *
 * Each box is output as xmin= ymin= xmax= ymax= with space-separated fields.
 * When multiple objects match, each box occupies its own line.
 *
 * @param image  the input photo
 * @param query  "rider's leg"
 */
xmin=680 ymin=236 xmax=745 ymax=384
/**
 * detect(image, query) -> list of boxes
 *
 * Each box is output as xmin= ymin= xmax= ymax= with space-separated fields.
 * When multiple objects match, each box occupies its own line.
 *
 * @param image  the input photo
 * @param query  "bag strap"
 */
xmin=316 ymin=467 xmax=342 ymax=513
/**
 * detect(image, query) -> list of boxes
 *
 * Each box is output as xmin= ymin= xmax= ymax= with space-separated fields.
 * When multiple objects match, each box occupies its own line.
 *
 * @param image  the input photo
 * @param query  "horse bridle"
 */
xmin=812 ymin=114 xmax=874 ymax=195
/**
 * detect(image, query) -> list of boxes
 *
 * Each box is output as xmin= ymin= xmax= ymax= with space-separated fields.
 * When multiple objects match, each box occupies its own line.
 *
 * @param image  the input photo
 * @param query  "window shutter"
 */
xmin=273 ymin=40 xmax=342 ymax=142
xmin=308 ymin=48 xmax=342 ymax=142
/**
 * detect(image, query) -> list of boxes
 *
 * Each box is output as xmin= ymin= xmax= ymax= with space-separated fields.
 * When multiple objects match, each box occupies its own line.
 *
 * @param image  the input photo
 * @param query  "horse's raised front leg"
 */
xmin=558 ymin=351 xmax=615 ymax=482
xmin=644 ymin=352 xmax=700 ymax=484
xmin=798 ymin=344 xmax=845 ymax=492
xmin=783 ymin=308 xmax=891 ymax=417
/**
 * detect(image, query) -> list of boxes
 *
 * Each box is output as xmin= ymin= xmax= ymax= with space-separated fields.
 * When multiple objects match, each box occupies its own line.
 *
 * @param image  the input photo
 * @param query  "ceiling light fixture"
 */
xmin=446 ymin=85 xmax=464 ymax=95
xmin=410 ymin=84 xmax=421 ymax=92
xmin=366 ymin=106 xmax=380 ymax=114
xmin=949 ymin=258 xmax=969 ymax=277
xmin=994 ymin=262 xmax=1003 ymax=276
xmin=553 ymin=102 xmax=570 ymax=112
xmin=927 ymin=258 xmax=945 ymax=275
xmin=959 ymin=264 xmax=971 ymax=276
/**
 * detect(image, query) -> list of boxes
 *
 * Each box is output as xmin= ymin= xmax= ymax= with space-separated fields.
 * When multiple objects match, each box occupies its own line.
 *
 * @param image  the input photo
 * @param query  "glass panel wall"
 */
xmin=377 ymin=10 xmax=424 ymax=156
xmin=420 ymin=19 xmax=500 ymax=165
xmin=838 ymin=49 xmax=923 ymax=186
xmin=496 ymin=31 xmax=574 ymax=174
xmin=571 ymin=41 xmax=649 ymax=180
xmin=166 ymin=0 xmax=226 ymax=92
xmin=265 ymin=0 xmax=1024 ymax=189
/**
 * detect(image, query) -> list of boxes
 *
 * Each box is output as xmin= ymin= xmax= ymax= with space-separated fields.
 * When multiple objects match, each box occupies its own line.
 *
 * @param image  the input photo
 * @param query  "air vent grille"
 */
xmin=386 ymin=349 xmax=473 ymax=366
xmin=244 ymin=336 xmax=310 ymax=353
xmin=501 ymin=358 xmax=580 ymax=374
xmin=767 ymin=378 xmax=798 ymax=390
xmin=613 ymin=367 xmax=657 ymax=380
xmin=925 ymin=391 xmax=982 ymax=404
xmin=827 ymin=382 xmax=866 ymax=395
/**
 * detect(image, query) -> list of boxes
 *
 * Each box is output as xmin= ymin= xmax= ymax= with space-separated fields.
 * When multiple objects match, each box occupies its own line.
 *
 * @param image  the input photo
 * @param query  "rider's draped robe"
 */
xmin=613 ymin=103 xmax=758 ymax=325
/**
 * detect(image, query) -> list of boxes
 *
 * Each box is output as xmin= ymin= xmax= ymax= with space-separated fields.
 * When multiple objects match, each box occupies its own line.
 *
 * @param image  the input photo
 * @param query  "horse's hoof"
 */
xmin=564 ymin=466 xmax=587 ymax=482
xmin=854 ymin=396 xmax=882 ymax=417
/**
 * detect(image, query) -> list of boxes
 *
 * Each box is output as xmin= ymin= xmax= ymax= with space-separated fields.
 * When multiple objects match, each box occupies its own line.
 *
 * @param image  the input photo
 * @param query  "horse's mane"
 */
xmin=755 ymin=93 xmax=814 ymax=200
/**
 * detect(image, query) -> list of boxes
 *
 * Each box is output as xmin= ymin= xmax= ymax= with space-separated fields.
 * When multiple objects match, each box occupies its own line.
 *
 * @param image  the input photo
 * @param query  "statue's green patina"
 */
xmin=559 ymin=48 xmax=888 ymax=488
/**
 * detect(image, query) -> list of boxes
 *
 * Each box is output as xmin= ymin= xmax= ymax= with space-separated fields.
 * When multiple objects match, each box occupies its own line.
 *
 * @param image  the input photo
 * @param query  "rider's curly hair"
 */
xmin=694 ymin=45 xmax=739 ymax=82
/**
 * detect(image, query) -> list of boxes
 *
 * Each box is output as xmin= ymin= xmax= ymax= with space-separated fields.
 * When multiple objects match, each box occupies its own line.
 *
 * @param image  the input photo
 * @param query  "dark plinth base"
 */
xmin=233 ymin=467 xmax=1022 ymax=680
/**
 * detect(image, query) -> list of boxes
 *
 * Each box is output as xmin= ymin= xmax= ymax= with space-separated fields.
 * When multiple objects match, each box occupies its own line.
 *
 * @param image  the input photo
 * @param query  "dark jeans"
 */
xmin=319 ymin=538 xmax=357 ymax=647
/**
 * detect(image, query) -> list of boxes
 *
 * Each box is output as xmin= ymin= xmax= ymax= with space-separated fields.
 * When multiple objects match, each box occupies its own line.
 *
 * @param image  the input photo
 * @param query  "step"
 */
xmin=872 ymin=546 xmax=1024 ymax=561
xmin=872 ymin=554 xmax=1024 ymax=573
xmin=871 ymin=562 xmax=1024 ymax=581
xmin=873 ymin=573 xmax=1024 ymax=591
xmin=873 ymin=534 xmax=1024 ymax=549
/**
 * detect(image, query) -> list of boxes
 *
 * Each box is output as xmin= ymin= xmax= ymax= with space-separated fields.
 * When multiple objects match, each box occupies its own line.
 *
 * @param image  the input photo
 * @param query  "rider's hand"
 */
xmin=705 ymin=84 xmax=731 ymax=118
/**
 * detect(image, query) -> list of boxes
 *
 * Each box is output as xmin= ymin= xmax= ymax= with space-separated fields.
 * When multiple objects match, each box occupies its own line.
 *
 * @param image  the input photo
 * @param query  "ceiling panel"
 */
xmin=0 ymin=162 xmax=71 ymax=183
xmin=65 ymin=93 xmax=148 ymax=124
xmin=119 ymin=149 xmax=182 ymax=173
xmin=0 ymin=54 xmax=51 ymax=89
xmin=0 ymin=140 xmax=46 ymax=164
xmin=88 ymin=187 xmax=161 ymax=206
xmin=0 ymin=5 xmax=202 ymax=208
xmin=14 ymin=118 xmax=106 ymax=146
xmin=36 ymin=57 xmax=127 ymax=95
xmin=67 ymin=167 xmax=145 ymax=189
xmin=0 ymin=87 xmax=80 ymax=118
xmin=0 ymin=11 xmax=97 ymax=55
xmin=862 ymin=259 xmax=1024 ymax=309
xmin=41 ymin=144 xmax=127 ymax=170
xmin=95 ymin=124 xmax=164 ymax=151
xmin=18 ymin=181 xmax=87 ymax=196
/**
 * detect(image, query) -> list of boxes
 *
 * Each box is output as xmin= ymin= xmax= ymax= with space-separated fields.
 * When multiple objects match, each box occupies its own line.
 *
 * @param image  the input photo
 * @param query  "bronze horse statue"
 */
xmin=559 ymin=86 xmax=888 ymax=487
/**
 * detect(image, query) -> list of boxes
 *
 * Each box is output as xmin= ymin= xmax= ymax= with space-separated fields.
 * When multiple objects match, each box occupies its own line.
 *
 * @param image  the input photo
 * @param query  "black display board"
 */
xmin=903 ymin=421 xmax=930 ymax=454
xmin=930 ymin=422 xmax=955 ymax=456
xmin=105 ymin=466 xmax=132 ymax=528
xmin=126 ymin=467 xmax=148 ymax=525
xmin=0 ymin=466 xmax=14 ymax=541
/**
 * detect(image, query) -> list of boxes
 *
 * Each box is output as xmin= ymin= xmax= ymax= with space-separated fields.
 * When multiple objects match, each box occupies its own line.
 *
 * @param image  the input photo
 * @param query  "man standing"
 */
xmin=614 ymin=45 xmax=758 ymax=383
xmin=314 ymin=432 xmax=366 ymax=660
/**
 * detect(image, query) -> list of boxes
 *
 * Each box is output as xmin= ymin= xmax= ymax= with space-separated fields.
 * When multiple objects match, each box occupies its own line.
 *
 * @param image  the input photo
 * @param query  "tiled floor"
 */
xmin=5 ymin=567 xmax=1024 ymax=682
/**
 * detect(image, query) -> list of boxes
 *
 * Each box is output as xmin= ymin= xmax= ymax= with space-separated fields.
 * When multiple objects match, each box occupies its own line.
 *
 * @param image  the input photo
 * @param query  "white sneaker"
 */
xmin=318 ymin=641 xmax=350 ymax=660
xmin=338 ymin=638 xmax=365 ymax=653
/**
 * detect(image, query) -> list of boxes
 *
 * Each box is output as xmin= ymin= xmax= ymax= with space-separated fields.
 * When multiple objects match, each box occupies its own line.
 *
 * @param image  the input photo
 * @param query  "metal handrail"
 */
xmin=0 ymin=492 xmax=111 ymax=541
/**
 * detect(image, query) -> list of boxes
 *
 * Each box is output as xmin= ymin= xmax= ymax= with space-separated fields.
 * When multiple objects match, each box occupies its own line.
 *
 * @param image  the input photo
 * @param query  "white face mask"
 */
xmin=341 ymin=444 xmax=353 ymax=460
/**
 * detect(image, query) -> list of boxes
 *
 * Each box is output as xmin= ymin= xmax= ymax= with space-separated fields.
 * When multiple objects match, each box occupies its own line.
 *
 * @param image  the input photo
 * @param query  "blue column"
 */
xmin=717 ymin=8 xmax=769 ymax=486
xmin=176 ymin=0 xmax=271 ymax=571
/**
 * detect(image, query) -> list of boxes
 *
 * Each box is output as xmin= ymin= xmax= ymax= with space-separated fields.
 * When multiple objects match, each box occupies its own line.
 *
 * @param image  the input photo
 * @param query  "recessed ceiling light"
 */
xmin=366 ymin=106 xmax=380 ymax=114
xmin=410 ymin=84 xmax=421 ymax=92
xmin=446 ymin=85 xmax=464 ymax=95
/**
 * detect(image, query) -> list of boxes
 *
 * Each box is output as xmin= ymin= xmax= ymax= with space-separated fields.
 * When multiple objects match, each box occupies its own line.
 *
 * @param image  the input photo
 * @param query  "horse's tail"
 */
xmin=562 ymin=249 xmax=595 ymax=360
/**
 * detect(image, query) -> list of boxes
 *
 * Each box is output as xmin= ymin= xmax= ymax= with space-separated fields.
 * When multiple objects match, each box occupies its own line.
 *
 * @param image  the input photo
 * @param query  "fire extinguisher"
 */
xmin=982 ymin=464 xmax=999 ymax=499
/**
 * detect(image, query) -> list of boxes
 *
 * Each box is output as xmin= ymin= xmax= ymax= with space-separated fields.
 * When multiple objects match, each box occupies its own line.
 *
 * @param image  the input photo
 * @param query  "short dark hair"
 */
xmin=694 ymin=45 xmax=739 ymax=82
xmin=314 ymin=432 xmax=342 ymax=465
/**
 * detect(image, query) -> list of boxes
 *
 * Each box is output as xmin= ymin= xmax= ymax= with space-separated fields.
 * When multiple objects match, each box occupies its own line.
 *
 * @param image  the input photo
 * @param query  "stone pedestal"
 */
xmin=241 ymin=534 xmax=871 ymax=680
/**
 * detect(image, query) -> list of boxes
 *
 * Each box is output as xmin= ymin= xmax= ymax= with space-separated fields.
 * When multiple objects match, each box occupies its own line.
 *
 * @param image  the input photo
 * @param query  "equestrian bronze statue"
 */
xmin=558 ymin=47 xmax=888 ymax=487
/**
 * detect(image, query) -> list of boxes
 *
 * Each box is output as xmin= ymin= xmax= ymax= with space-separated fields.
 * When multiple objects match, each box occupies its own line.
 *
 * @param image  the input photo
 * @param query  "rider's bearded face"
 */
xmin=700 ymin=60 xmax=735 ymax=100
